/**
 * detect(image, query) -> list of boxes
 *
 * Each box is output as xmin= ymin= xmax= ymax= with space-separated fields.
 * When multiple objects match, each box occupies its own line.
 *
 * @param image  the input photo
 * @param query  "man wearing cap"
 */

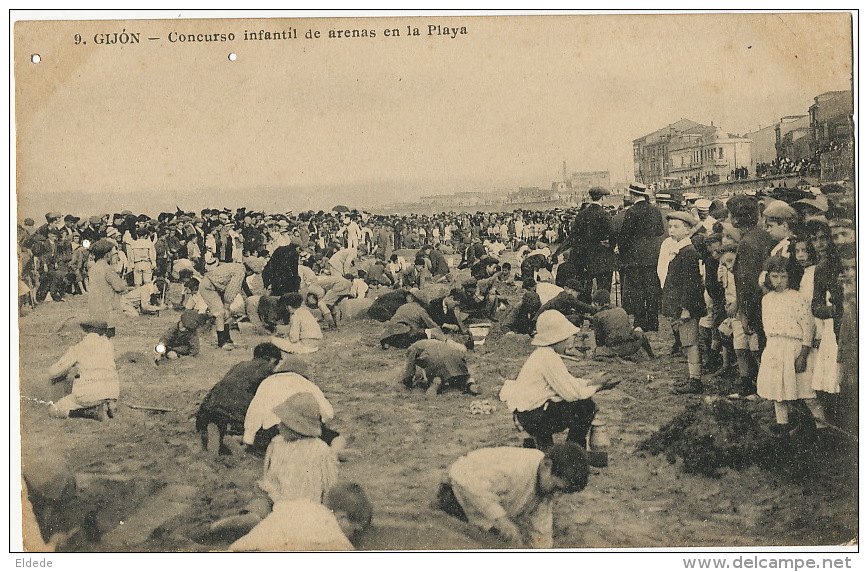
xmin=60 ymin=214 xmax=80 ymax=240
xmin=373 ymin=221 xmax=394 ymax=262
xmin=35 ymin=212 xmax=63 ymax=239
xmin=499 ymin=310 xmax=619 ymax=450
xmin=80 ymin=215 xmax=105 ymax=244
xmin=553 ymin=187 xmax=616 ymax=304
xmin=727 ymin=195 xmax=776 ymax=398
xmin=616 ymin=183 xmax=665 ymax=331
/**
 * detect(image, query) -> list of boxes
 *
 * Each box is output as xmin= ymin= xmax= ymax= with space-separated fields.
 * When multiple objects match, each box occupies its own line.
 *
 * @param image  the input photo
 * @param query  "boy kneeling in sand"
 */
xmin=155 ymin=309 xmax=204 ymax=362
xmin=436 ymin=442 xmax=589 ymax=548
xmin=590 ymin=289 xmax=655 ymax=360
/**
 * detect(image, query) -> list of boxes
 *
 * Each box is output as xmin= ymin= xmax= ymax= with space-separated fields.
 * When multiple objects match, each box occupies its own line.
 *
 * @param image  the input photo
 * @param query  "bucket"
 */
xmin=468 ymin=323 xmax=491 ymax=347
xmin=587 ymin=419 xmax=610 ymax=467
xmin=589 ymin=420 xmax=610 ymax=450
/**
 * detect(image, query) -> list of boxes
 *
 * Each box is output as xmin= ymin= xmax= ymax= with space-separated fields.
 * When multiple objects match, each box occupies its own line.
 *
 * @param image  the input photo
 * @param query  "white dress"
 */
xmin=756 ymin=290 xmax=815 ymax=402
xmin=812 ymin=307 xmax=841 ymax=394
xmin=800 ymin=265 xmax=840 ymax=393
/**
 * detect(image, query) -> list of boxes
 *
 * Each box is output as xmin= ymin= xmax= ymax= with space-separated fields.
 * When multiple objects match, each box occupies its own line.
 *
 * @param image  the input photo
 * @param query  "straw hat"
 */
xmin=694 ymin=198 xmax=712 ymax=212
xmin=532 ymin=310 xmax=580 ymax=346
xmin=272 ymin=393 xmax=322 ymax=437
xmin=628 ymin=182 xmax=650 ymax=196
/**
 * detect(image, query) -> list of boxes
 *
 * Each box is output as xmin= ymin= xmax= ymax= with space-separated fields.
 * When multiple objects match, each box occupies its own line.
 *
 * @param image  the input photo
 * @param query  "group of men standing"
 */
xmin=552 ymin=183 xmax=666 ymax=333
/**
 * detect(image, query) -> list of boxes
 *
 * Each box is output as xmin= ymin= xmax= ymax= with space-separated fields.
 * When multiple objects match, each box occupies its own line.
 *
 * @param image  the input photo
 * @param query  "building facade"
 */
xmin=810 ymin=90 xmax=853 ymax=181
xmin=666 ymin=126 xmax=753 ymax=185
xmin=632 ymin=119 xmax=702 ymax=186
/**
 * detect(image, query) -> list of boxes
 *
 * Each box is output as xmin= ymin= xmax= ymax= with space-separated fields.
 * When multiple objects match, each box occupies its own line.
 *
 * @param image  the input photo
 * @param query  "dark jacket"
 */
xmin=262 ymin=245 xmax=300 ymax=296
xmin=568 ymin=203 xmax=616 ymax=274
xmin=812 ymin=257 xmax=844 ymax=336
xmin=733 ymin=226 xmax=776 ymax=332
xmin=427 ymin=249 xmax=451 ymax=277
xmin=159 ymin=322 xmax=201 ymax=356
xmin=503 ymin=290 xmax=541 ymax=335
xmin=535 ymin=291 xmax=596 ymax=321
xmin=195 ymin=358 xmax=276 ymax=431
xmin=617 ymin=200 xmax=664 ymax=268
xmin=661 ymin=244 xmax=706 ymax=319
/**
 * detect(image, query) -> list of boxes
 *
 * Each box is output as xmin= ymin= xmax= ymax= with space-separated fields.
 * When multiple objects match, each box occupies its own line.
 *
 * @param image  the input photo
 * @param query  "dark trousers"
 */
xmin=35 ymin=270 xmax=67 ymax=302
xmin=381 ymin=330 xmax=427 ymax=350
xmin=515 ymin=399 xmax=597 ymax=449
xmin=578 ymin=271 xmax=612 ymax=304
xmin=621 ymin=266 xmax=660 ymax=332
xmin=436 ymin=483 xmax=468 ymax=522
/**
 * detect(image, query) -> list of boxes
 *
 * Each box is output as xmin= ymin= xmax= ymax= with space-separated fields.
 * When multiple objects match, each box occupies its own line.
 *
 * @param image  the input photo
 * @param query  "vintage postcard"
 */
xmin=12 ymin=10 xmax=857 ymax=560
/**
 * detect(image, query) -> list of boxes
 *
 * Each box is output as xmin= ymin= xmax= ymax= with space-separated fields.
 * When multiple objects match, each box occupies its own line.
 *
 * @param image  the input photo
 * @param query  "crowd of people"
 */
xmin=755 ymin=155 xmax=821 ymax=178
xmin=19 ymin=178 xmax=858 ymax=550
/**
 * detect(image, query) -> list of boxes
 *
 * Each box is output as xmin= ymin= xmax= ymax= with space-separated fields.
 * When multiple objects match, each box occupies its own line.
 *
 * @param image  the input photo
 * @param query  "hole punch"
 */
xmin=31 ymin=54 xmax=41 ymax=63
xmin=228 ymin=53 xmax=237 ymax=61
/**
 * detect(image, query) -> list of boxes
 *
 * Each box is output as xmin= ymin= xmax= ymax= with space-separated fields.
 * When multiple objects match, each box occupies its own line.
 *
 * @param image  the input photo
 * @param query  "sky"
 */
xmin=13 ymin=11 xmax=854 ymax=215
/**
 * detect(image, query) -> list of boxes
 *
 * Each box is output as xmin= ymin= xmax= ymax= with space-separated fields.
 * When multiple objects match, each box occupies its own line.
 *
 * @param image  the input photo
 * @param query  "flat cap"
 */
xmin=588 ymin=187 xmax=610 ymax=198
xmin=763 ymin=200 xmax=797 ymax=220
xmin=666 ymin=210 xmax=699 ymax=227
xmin=727 ymin=195 xmax=759 ymax=218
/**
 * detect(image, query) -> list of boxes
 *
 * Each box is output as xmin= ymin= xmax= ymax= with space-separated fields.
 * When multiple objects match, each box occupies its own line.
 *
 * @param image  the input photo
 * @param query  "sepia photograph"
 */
xmin=11 ymin=9 xmax=858 ymax=559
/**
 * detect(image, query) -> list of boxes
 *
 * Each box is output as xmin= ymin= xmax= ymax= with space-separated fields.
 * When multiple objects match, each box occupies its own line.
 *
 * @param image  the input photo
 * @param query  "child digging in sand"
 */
xmin=48 ymin=319 xmax=120 ymax=421
xmin=436 ymin=442 xmax=589 ymax=548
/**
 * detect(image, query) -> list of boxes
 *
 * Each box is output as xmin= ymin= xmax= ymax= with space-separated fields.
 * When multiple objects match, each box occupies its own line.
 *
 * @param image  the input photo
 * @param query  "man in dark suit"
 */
xmin=616 ymin=183 xmax=665 ymax=331
xmin=553 ymin=187 xmax=616 ymax=303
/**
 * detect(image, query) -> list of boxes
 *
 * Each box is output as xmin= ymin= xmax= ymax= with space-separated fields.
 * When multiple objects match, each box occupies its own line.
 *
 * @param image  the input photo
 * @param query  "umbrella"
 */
xmin=332 ymin=205 xmax=350 ymax=213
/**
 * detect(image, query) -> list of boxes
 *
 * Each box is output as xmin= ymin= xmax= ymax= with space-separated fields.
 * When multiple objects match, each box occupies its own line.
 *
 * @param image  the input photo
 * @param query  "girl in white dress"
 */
xmin=756 ymin=256 xmax=827 ymax=432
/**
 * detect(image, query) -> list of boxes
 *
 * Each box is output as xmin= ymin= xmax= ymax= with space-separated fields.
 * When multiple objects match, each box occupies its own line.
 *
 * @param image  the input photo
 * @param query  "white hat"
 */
xmin=694 ymin=198 xmax=712 ymax=212
xmin=531 ymin=310 xmax=580 ymax=346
